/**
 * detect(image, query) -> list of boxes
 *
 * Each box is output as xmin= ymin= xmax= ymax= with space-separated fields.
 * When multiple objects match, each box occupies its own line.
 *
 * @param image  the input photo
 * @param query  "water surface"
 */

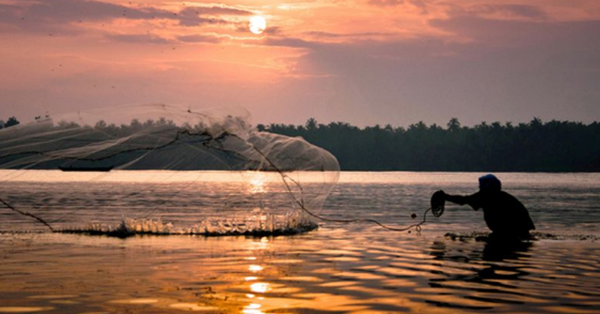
xmin=0 ymin=171 xmax=599 ymax=313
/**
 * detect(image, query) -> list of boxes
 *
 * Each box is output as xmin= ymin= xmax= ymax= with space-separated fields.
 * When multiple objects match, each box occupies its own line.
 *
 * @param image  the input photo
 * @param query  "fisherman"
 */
xmin=436 ymin=174 xmax=535 ymax=239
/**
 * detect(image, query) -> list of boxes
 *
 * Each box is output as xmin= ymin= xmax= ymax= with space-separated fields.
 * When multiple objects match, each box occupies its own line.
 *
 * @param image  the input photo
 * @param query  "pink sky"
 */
xmin=1 ymin=0 xmax=599 ymax=126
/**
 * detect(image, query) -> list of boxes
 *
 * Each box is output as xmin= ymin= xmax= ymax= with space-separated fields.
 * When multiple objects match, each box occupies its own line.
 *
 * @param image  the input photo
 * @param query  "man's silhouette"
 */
xmin=437 ymin=174 xmax=535 ymax=239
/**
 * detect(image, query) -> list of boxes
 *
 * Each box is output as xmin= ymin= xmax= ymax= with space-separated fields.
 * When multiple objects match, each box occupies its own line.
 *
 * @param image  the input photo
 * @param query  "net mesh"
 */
xmin=0 ymin=104 xmax=340 ymax=236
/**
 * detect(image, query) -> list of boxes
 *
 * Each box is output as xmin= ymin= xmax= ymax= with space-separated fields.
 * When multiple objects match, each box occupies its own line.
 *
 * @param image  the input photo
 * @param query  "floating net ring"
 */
xmin=430 ymin=191 xmax=445 ymax=218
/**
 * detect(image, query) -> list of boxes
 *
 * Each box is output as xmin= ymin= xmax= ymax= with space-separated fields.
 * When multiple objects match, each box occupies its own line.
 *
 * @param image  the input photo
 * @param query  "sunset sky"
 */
xmin=0 ymin=0 xmax=599 ymax=126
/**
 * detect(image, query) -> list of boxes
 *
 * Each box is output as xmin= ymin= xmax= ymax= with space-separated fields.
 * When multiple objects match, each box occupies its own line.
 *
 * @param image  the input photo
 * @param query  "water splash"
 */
xmin=58 ymin=211 xmax=318 ymax=238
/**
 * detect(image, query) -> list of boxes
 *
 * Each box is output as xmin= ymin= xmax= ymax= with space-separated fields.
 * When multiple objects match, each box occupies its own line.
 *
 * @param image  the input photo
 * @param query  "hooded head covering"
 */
xmin=479 ymin=174 xmax=501 ymax=191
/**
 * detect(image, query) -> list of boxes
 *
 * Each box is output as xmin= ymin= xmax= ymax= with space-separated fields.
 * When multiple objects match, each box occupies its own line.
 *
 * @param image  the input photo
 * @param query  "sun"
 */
xmin=249 ymin=15 xmax=267 ymax=35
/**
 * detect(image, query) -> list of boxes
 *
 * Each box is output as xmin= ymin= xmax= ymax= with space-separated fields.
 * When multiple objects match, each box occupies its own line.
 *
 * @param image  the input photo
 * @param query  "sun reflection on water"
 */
xmin=242 ymin=302 xmax=265 ymax=314
xmin=247 ymin=172 xmax=267 ymax=194
xmin=250 ymin=282 xmax=271 ymax=294
xmin=249 ymin=265 xmax=264 ymax=272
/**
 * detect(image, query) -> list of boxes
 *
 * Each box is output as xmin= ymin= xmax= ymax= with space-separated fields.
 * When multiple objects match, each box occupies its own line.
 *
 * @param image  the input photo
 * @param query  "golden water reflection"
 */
xmin=242 ymin=303 xmax=264 ymax=314
xmin=248 ymin=265 xmax=264 ymax=272
xmin=247 ymin=172 xmax=267 ymax=194
xmin=0 ymin=229 xmax=599 ymax=314
xmin=249 ymin=282 xmax=271 ymax=294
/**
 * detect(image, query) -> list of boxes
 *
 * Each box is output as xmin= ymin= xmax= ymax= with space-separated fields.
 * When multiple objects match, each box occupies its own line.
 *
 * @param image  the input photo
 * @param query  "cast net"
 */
xmin=0 ymin=104 xmax=340 ymax=236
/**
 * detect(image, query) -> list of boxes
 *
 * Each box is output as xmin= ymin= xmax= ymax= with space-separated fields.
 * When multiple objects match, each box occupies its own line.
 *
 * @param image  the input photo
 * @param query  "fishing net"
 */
xmin=0 ymin=104 xmax=340 ymax=236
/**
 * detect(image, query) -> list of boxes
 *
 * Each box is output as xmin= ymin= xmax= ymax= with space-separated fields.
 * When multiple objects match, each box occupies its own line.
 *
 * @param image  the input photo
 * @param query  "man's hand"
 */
xmin=431 ymin=190 xmax=446 ymax=205
xmin=431 ymin=190 xmax=447 ymax=217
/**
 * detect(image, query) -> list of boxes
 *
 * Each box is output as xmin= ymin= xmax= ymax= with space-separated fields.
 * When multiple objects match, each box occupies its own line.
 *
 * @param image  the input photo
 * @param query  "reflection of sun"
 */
xmin=248 ymin=172 xmax=266 ymax=194
xmin=242 ymin=303 xmax=264 ymax=314
xmin=249 ymin=15 xmax=267 ymax=34
xmin=249 ymin=265 xmax=264 ymax=272
xmin=250 ymin=282 xmax=271 ymax=293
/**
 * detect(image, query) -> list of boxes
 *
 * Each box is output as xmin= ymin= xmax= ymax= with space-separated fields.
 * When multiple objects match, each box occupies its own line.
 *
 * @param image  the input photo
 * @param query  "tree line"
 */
xmin=0 ymin=116 xmax=19 ymax=129
xmin=258 ymin=118 xmax=600 ymax=172
xmin=2 ymin=114 xmax=599 ymax=171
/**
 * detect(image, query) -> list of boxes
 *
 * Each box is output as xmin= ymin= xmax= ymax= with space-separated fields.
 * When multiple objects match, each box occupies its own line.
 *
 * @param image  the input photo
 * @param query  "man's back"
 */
xmin=468 ymin=190 xmax=535 ymax=236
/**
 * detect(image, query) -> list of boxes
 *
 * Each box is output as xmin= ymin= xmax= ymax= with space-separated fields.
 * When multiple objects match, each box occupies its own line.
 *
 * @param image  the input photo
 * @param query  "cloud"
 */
xmin=234 ymin=24 xmax=281 ymax=35
xmin=177 ymin=34 xmax=222 ymax=44
xmin=176 ymin=6 xmax=254 ymax=27
xmin=483 ymin=4 xmax=547 ymax=19
xmin=176 ymin=8 xmax=226 ymax=27
xmin=262 ymin=37 xmax=321 ymax=49
xmin=448 ymin=4 xmax=547 ymax=21
xmin=185 ymin=4 xmax=253 ymax=16
xmin=255 ymin=32 xmax=394 ymax=50
xmin=289 ymin=17 xmax=600 ymax=125
xmin=428 ymin=16 xmax=600 ymax=46
xmin=1 ymin=0 xmax=161 ymax=24
xmin=305 ymin=31 xmax=394 ymax=41
xmin=263 ymin=26 xmax=282 ymax=35
xmin=106 ymin=33 xmax=173 ymax=44
xmin=367 ymin=0 xmax=430 ymax=13
xmin=0 ymin=0 xmax=249 ymax=33
xmin=368 ymin=0 xmax=404 ymax=6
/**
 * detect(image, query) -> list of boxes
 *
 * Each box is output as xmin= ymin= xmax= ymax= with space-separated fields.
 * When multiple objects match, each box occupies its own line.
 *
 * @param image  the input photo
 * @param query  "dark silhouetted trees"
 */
xmin=259 ymin=118 xmax=600 ymax=172
xmin=0 ymin=116 xmax=20 ymax=129
xmin=2 ymin=114 xmax=598 ymax=171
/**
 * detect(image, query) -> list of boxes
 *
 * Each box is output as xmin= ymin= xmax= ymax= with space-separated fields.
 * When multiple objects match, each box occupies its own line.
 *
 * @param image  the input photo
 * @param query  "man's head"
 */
xmin=479 ymin=174 xmax=501 ymax=191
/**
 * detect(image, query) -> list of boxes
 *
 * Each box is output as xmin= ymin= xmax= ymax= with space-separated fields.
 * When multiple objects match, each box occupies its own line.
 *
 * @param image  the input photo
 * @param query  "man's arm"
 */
xmin=445 ymin=194 xmax=470 ymax=206
xmin=437 ymin=190 xmax=481 ymax=210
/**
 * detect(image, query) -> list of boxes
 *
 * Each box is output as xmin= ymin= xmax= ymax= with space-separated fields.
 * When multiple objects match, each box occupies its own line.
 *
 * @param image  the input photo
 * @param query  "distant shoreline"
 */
xmin=263 ymin=118 xmax=600 ymax=173
xmin=2 ymin=116 xmax=598 ymax=172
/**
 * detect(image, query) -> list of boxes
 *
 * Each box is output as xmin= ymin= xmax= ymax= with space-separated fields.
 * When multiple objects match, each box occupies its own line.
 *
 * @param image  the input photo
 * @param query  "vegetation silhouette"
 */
xmin=1 ymin=115 xmax=598 ymax=171
xmin=0 ymin=116 xmax=19 ymax=129
xmin=259 ymin=117 xmax=600 ymax=172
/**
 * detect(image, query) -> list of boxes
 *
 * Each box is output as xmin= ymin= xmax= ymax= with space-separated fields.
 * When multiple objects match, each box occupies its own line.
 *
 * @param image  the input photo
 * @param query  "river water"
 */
xmin=0 ymin=171 xmax=599 ymax=313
